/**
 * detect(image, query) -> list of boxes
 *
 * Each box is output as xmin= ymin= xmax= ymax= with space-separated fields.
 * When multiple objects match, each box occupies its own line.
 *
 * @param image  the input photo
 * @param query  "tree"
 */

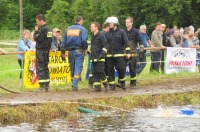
xmin=46 ymin=0 xmax=73 ymax=32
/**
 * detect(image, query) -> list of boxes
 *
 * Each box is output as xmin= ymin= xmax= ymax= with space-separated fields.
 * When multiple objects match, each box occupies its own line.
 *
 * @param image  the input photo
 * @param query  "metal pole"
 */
xmin=19 ymin=0 xmax=23 ymax=38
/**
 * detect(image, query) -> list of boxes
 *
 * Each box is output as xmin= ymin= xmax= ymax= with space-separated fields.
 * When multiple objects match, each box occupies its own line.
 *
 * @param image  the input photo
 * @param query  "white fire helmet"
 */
xmin=105 ymin=16 xmax=119 ymax=24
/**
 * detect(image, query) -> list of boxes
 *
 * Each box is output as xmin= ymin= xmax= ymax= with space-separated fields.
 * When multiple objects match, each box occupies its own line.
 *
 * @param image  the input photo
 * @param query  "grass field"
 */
xmin=0 ymin=49 xmax=200 ymax=94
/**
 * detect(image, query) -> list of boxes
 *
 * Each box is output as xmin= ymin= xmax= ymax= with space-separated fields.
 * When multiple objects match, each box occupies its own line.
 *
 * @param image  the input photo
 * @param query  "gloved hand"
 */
xmin=98 ymin=50 xmax=106 ymax=59
xmin=61 ymin=51 xmax=66 ymax=61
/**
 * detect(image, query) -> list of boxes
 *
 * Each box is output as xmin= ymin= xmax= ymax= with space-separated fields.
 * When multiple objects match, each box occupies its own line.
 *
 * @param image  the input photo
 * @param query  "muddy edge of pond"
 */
xmin=0 ymin=90 xmax=200 ymax=125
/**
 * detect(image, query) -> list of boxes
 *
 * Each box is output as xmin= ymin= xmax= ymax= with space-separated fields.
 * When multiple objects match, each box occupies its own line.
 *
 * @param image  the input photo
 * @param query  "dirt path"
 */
xmin=0 ymin=77 xmax=199 ymax=103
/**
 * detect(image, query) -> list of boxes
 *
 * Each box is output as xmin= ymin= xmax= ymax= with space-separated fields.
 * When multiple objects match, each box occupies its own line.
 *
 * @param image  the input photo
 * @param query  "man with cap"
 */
xmin=51 ymin=28 xmax=61 ymax=51
xmin=150 ymin=22 xmax=165 ymax=73
xmin=104 ymin=16 xmax=131 ymax=90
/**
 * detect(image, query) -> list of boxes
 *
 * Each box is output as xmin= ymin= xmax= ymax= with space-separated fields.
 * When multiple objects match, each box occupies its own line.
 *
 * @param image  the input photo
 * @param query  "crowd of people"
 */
xmin=13 ymin=14 xmax=200 ymax=92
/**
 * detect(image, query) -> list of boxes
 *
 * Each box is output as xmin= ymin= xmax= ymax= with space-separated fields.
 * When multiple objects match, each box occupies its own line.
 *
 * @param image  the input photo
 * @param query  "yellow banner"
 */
xmin=23 ymin=51 xmax=70 ymax=88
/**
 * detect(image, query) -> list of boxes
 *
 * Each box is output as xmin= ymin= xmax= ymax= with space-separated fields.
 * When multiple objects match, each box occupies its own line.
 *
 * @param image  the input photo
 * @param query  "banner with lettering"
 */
xmin=23 ymin=51 xmax=70 ymax=88
xmin=166 ymin=47 xmax=196 ymax=74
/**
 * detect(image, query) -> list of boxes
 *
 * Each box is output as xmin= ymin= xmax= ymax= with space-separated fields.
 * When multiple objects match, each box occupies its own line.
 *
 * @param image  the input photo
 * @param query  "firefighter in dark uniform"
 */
xmin=124 ymin=17 xmax=144 ymax=88
xmin=105 ymin=16 xmax=131 ymax=90
xmin=34 ymin=14 xmax=52 ymax=91
xmin=88 ymin=22 xmax=110 ymax=87
xmin=89 ymin=22 xmax=109 ymax=92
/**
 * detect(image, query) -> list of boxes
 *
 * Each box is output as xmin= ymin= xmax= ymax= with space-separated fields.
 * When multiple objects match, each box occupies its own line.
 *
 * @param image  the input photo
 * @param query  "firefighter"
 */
xmin=105 ymin=16 xmax=131 ymax=90
xmin=88 ymin=22 xmax=110 ymax=87
xmin=124 ymin=17 xmax=144 ymax=88
xmin=89 ymin=22 xmax=109 ymax=92
xmin=34 ymin=14 xmax=52 ymax=91
xmin=60 ymin=16 xmax=88 ymax=91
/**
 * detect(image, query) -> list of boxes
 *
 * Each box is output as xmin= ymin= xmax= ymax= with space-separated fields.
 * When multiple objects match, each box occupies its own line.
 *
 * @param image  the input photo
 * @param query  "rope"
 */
xmin=0 ymin=85 xmax=21 ymax=94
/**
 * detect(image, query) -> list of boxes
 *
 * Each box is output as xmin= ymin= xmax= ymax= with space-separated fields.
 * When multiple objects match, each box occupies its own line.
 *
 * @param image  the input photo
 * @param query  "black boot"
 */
xmin=109 ymin=84 xmax=115 ymax=91
xmin=45 ymin=83 xmax=50 ymax=92
xmin=120 ymin=81 xmax=126 ymax=90
xmin=93 ymin=85 xmax=101 ymax=92
xmin=103 ymin=82 xmax=109 ymax=92
xmin=38 ymin=83 xmax=46 ymax=92
xmin=130 ymin=80 xmax=136 ymax=88
xmin=88 ymin=76 xmax=93 ymax=88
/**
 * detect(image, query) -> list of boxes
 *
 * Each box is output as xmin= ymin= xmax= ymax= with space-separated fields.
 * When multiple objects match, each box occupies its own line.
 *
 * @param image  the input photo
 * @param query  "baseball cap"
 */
xmin=53 ymin=28 xmax=61 ymax=32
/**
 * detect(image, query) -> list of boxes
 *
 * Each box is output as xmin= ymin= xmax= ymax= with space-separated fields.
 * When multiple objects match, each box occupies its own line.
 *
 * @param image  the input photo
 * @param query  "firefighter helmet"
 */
xmin=105 ymin=16 xmax=119 ymax=24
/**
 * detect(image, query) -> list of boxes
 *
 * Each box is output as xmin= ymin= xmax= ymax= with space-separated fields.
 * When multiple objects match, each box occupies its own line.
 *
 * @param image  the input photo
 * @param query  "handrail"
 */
xmin=1 ymin=47 xmax=200 ymax=55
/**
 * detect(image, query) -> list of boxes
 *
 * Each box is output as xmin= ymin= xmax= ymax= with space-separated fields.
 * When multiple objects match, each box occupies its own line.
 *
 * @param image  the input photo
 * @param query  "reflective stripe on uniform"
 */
xmin=109 ymin=81 xmax=115 ymax=84
xmin=89 ymin=74 xmax=93 ymax=77
xmin=113 ymin=54 xmax=125 ymax=57
xmin=119 ymin=77 xmax=125 ymax=81
xmin=106 ymin=54 xmax=112 ymax=57
xmin=74 ymin=75 xmax=80 ymax=78
xmin=90 ymin=59 xmax=105 ymax=62
xmin=102 ymin=48 xmax=107 ymax=53
xmin=131 ymin=54 xmax=138 ymax=57
xmin=93 ymin=82 xmax=101 ymax=86
xmin=38 ymin=79 xmax=50 ymax=83
xmin=125 ymin=47 xmax=130 ymax=50
xmin=131 ymin=77 xmax=137 ymax=80
xmin=101 ymin=79 xmax=107 ymax=83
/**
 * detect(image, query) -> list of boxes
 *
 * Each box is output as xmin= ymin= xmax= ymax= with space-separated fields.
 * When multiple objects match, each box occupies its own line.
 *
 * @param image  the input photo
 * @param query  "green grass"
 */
xmin=0 ymin=50 xmax=199 ymax=93
xmin=0 ymin=29 xmax=19 ymax=40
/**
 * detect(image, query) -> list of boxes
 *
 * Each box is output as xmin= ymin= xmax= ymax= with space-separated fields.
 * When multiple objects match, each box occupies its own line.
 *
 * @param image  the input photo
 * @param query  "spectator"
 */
xmin=51 ymin=28 xmax=61 ymax=51
xmin=194 ymin=28 xmax=200 ymax=44
xmin=165 ymin=27 xmax=171 ymax=37
xmin=104 ymin=16 xmax=130 ymax=90
xmin=169 ymin=29 xmax=182 ymax=47
xmin=34 ymin=14 xmax=52 ymax=92
xmin=189 ymin=25 xmax=195 ymax=32
xmin=61 ymin=16 xmax=88 ymax=91
xmin=137 ymin=24 xmax=153 ymax=74
xmin=183 ymin=31 xmax=200 ymax=72
xmin=160 ymin=24 xmax=167 ymax=73
xmin=17 ymin=29 xmax=33 ymax=85
xmin=150 ymin=22 xmax=165 ymax=73
xmin=169 ymin=25 xmax=177 ymax=36
xmin=30 ymin=31 xmax=36 ymax=51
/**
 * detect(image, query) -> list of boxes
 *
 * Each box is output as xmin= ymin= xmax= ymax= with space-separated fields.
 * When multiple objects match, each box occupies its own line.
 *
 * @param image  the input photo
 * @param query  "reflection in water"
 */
xmin=0 ymin=106 xmax=200 ymax=132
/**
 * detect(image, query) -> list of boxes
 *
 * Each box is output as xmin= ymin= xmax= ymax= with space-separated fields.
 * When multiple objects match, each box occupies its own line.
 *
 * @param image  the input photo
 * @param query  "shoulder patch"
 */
xmin=47 ymin=32 xmax=52 ymax=37
xmin=67 ymin=29 xmax=80 ymax=37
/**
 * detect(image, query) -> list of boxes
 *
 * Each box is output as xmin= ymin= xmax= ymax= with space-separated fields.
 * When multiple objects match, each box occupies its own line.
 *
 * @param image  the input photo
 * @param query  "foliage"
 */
xmin=0 ymin=0 xmax=200 ymax=35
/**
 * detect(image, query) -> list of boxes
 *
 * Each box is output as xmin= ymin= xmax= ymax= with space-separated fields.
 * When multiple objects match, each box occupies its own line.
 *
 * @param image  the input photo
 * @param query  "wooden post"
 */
xmin=19 ymin=0 xmax=23 ymax=38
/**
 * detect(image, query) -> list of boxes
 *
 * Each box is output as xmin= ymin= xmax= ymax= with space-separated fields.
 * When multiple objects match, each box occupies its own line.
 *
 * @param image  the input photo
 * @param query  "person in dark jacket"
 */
xmin=124 ymin=17 xmax=144 ymax=88
xmin=34 ymin=14 xmax=52 ymax=91
xmin=87 ymin=22 xmax=110 ymax=87
xmin=105 ymin=16 xmax=131 ymax=90
xmin=89 ymin=22 xmax=109 ymax=92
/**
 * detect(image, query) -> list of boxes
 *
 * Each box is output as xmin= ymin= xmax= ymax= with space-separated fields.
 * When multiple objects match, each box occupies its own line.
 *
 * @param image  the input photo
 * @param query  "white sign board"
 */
xmin=166 ymin=47 xmax=196 ymax=74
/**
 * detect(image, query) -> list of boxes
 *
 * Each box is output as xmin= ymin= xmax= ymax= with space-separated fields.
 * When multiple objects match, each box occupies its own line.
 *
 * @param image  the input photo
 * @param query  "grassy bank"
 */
xmin=0 ymin=52 xmax=200 ymax=93
xmin=0 ymin=90 xmax=200 ymax=125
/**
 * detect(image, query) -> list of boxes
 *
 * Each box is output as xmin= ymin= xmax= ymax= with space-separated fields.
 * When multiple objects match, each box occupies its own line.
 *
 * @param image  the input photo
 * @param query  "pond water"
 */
xmin=1 ymin=105 xmax=200 ymax=132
